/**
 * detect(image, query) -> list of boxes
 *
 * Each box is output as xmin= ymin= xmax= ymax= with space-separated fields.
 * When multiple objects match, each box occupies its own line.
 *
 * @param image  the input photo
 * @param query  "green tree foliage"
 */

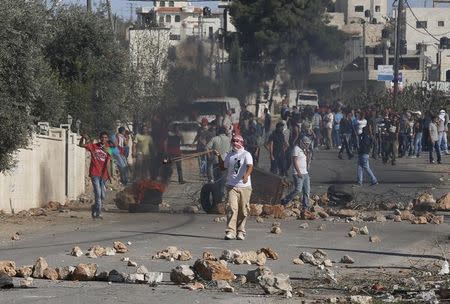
xmin=0 ymin=0 xmax=66 ymax=171
xmin=230 ymin=0 xmax=347 ymax=84
xmin=46 ymin=6 xmax=128 ymax=135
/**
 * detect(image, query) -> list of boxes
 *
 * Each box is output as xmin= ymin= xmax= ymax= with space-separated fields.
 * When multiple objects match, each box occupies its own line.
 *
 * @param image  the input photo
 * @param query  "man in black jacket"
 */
xmin=356 ymin=126 xmax=378 ymax=186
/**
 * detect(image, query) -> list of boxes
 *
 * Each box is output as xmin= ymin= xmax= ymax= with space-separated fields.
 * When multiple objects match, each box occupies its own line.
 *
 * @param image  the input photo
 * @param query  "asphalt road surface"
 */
xmin=0 ymin=149 xmax=449 ymax=303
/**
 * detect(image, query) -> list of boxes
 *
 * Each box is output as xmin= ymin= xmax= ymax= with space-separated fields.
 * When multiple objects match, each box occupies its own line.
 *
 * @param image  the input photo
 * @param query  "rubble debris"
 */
xmin=136 ymin=265 xmax=149 ymax=274
xmin=0 ymin=271 xmax=13 ymax=289
xmin=146 ymin=272 xmax=163 ymax=286
xmin=438 ymin=260 xmax=449 ymax=275
xmin=272 ymin=205 xmax=286 ymax=219
xmin=255 ymin=216 xmax=264 ymax=223
xmin=323 ymin=259 xmax=333 ymax=267
xmin=299 ymin=223 xmax=309 ymax=229
xmin=334 ymin=209 xmax=358 ymax=218
xmin=313 ymin=249 xmax=328 ymax=261
xmin=318 ymin=224 xmax=326 ymax=231
xmin=16 ymin=266 xmax=32 ymax=278
xmin=413 ymin=192 xmax=436 ymax=211
xmin=182 ymin=281 xmax=204 ymax=291
xmin=44 ymin=201 xmax=62 ymax=211
xmin=412 ymin=216 xmax=428 ymax=225
xmin=235 ymin=251 xmax=266 ymax=266
xmin=340 ymin=255 xmax=355 ymax=264
xmin=436 ymin=193 xmax=450 ymax=211
xmin=246 ymin=266 xmax=273 ymax=284
xmin=259 ymin=272 xmax=292 ymax=297
xmin=393 ymin=215 xmax=402 ymax=222
xmin=170 ymin=265 xmax=195 ymax=284
xmin=11 ymin=234 xmax=20 ymax=241
xmin=72 ymin=263 xmax=97 ymax=281
xmin=125 ymin=273 xmax=146 ymax=284
xmin=104 ymin=247 xmax=116 ymax=256
xmin=127 ymin=260 xmax=138 ymax=267
xmin=299 ymin=252 xmax=319 ymax=266
xmin=121 ymin=257 xmax=130 ymax=262
xmin=216 ymin=280 xmax=234 ymax=292
xmin=43 ymin=267 xmax=58 ymax=281
xmin=349 ymin=295 xmax=373 ymax=304
xmin=95 ymin=269 xmax=109 ymax=281
xmin=113 ymin=241 xmax=128 ymax=253
xmin=213 ymin=216 xmax=226 ymax=223
xmin=292 ymin=258 xmax=304 ymax=265
xmin=202 ymin=252 xmax=217 ymax=261
xmin=107 ymin=270 xmax=126 ymax=283
xmin=0 ymin=261 xmax=16 ymax=277
xmin=32 ymin=257 xmax=48 ymax=279
xmin=86 ymin=250 xmax=98 ymax=259
xmin=348 ymin=231 xmax=357 ymax=238
xmin=400 ymin=210 xmax=415 ymax=221
xmin=236 ymin=275 xmax=247 ymax=285
xmin=183 ymin=206 xmax=199 ymax=214
xmin=19 ymin=277 xmax=33 ymax=288
xmin=193 ymin=259 xmax=235 ymax=281
xmin=360 ymin=226 xmax=369 ymax=235
xmin=153 ymin=246 xmax=192 ymax=261
xmin=249 ymin=204 xmax=263 ymax=216
xmin=271 ymin=222 xmax=282 ymax=234
xmin=299 ymin=210 xmax=317 ymax=220
xmin=56 ymin=266 xmax=73 ymax=280
xmin=431 ymin=215 xmax=444 ymax=224
xmin=324 ymin=268 xmax=337 ymax=284
xmin=257 ymin=248 xmax=279 ymax=260
xmin=87 ymin=245 xmax=106 ymax=257
xmin=220 ymin=249 xmax=242 ymax=263
xmin=71 ymin=246 xmax=83 ymax=257
xmin=215 ymin=203 xmax=226 ymax=215
xmin=369 ymin=235 xmax=381 ymax=243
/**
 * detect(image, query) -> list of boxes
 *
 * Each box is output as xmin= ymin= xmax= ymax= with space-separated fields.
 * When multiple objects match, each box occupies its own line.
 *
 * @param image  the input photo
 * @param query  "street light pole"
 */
xmin=393 ymin=0 xmax=404 ymax=107
xmin=362 ymin=20 xmax=367 ymax=94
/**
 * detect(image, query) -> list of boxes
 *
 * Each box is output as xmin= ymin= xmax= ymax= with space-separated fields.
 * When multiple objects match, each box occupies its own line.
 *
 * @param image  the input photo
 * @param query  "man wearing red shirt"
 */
xmin=79 ymin=132 xmax=111 ymax=219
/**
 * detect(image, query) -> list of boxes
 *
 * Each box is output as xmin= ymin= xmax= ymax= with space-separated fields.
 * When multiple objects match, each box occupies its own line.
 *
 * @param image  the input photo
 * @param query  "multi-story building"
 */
xmin=335 ymin=0 xmax=388 ymax=24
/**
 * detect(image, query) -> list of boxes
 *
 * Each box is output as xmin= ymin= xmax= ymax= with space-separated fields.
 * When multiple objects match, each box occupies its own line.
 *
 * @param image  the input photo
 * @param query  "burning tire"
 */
xmin=200 ymin=183 xmax=221 ymax=214
xmin=327 ymin=184 xmax=355 ymax=205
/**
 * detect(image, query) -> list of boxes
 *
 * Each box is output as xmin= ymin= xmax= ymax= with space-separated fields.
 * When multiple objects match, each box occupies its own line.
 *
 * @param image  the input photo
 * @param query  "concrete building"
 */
xmin=335 ymin=0 xmax=388 ymax=24
xmin=405 ymin=7 xmax=450 ymax=63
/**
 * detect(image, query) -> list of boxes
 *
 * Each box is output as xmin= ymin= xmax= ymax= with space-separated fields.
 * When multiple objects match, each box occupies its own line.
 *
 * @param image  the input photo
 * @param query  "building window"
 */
xmin=169 ymin=34 xmax=181 ymax=41
xmin=416 ymin=21 xmax=427 ymax=28
xmin=159 ymin=15 xmax=164 ymax=24
xmin=416 ymin=44 xmax=427 ymax=51
xmin=438 ymin=21 xmax=445 ymax=27
xmin=169 ymin=1 xmax=174 ymax=7
xmin=160 ymin=1 xmax=165 ymax=7
xmin=175 ymin=15 xmax=181 ymax=22
xmin=166 ymin=15 xmax=171 ymax=23
xmin=355 ymin=5 xmax=364 ymax=12
xmin=375 ymin=5 xmax=380 ymax=12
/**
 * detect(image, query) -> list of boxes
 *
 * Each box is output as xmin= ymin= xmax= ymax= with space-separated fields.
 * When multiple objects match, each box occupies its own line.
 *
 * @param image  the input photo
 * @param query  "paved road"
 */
xmin=0 ymin=149 xmax=449 ymax=303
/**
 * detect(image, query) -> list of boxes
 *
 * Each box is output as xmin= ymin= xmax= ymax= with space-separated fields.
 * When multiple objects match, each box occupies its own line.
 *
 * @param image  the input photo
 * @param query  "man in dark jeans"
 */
xmin=166 ymin=124 xmax=185 ymax=184
xmin=266 ymin=122 xmax=288 ymax=176
xmin=338 ymin=111 xmax=354 ymax=160
xmin=264 ymin=108 xmax=271 ymax=142
xmin=429 ymin=115 xmax=442 ymax=164
xmin=355 ymin=126 xmax=378 ymax=186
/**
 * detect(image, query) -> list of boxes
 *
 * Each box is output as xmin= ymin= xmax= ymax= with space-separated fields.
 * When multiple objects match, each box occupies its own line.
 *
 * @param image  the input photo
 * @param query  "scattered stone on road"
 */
xmin=43 ymin=267 xmax=58 ymax=281
xmin=220 ymin=249 xmax=242 ymax=263
xmin=216 ymin=280 xmax=234 ymax=292
xmin=32 ymin=257 xmax=48 ymax=279
xmin=257 ymin=247 xmax=279 ymax=260
xmin=170 ymin=265 xmax=195 ymax=284
xmin=249 ymin=204 xmax=263 ymax=216
xmin=255 ymin=216 xmax=264 ymax=223
xmin=113 ymin=241 xmax=128 ymax=253
xmin=299 ymin=223 xmax=309 ymax=229
xmin=246 ymin=266 xmax=273 ymax=284
xmin=299 ymin=252 xmax=318 ymax=266
xmin=0 ymin=261 xmax=16 ymax=277
xmin=107 ymin=270 xmax=126 ymax=283
xmin=56 ymin=266 xmax=73 ymax=280
xmin=146 ymin=272 xmax=163 ymax=286
xmin=0 ymin=271 xmax=13 ymax=289
xmin=16 ymin=266 xmax=32 ymax=278
xmin=213 ymin=216 xmax=226 ymax=223
xmin=436 ymin=193 xmax=450 ymax=211
xmin=258 ymin=272 xmax=292 ymax=297
xmin=183 ymin=206 xmax=199 ymax=214
xmin=348 ymin=231 xmax=357 ymax=238
xmin=340 ymin=255 xmax=355 ymax=264
xmin=292 ymin=258 xmax=304 ymax=265
xmin=348 ymin=295 xmax=373 ymax=304
xmin=104 ymin=247 xmax=116 ymax=256
xmin=71 ymin=246 xmax=83 ymax=257
xmin=271 ymin=222 xmax=282 ymax=234
xmin=360 ymin=226 xmax=369 ymax=235
xmin=202 ymin=251 xmax=217 ymax=261
xmin=72 ymin=263 xmax=97 ymax=281
xmin=193 ymin=259 xmax=235 ymax=281
xmin=182 ymin=281 xmax=204 ymax=291
xmin=369 ymin=235 xmax=381 ymax=243
xmin=235 ymin=251 xmax=266 ymax=266
xmin=125 ymin=273 xmax=146 ymax=284
xmin=127 ymin=260 xmax=138 ymax=267
xmin=153 ymin=246 xmax=192 ymax=261
xmin=136 ymin=265 xmax=149 ymax=274
xmin=19 ymin=277 xmax=33 ymax=288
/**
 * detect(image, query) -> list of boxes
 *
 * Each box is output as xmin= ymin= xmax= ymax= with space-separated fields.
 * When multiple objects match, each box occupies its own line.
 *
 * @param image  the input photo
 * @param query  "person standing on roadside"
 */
xmin=166 ymin=124 xmax=185 ymax=184
xmin=355 ymin=126 xmax=378 ymax=187
xmin=266 ymin=122 xmax=288 ymax=176
xmin=312 ymin=108 xmax=322 ymax=150
xmin=324 ymin=107 xmax=334 ymax=149
xmin=338 ymin=111 xmax=354 ymax=160
xmin=438 ymin=110 xmax=450 ymax=155
xmin=132 ymin=125 xmax=153 ymax=180
xmin=216 ymin=135 xmax=253 ymax=241
xmin=79 ymin=132 xmax=111 ymax=219
xmin=429 ymin=115 xmax=442 ymax=164
xmin=264 ymin=108 xmax=272 ymax=142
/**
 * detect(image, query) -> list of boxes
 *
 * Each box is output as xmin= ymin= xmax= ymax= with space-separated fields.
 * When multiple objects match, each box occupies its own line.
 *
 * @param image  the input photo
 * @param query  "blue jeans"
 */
xmin=429 ymin=140 xmax=442 ymax=163
xmin=333 ymin=128 xmax=341 ymax=147
xmin=439 ymin=131 xmax=448 ymax=153
xmin=281 ymin=174 xmax=310 ymax=209
xmin=414 ymin=132 xmax=422 ymax=156
xmin=357 ymin=154 xmax=377 ymax=185
xmin=91 ymin=176 xmax=106 ymax=217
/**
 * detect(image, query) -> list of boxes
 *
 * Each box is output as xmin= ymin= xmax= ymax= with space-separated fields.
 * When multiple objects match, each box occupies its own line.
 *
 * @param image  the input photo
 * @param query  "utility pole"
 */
xmin=87 ymin=0 xmax=92 ymax=12
xmin=362 ymin=20 xmax=367 ymax=94
xmin=393 ymin=0 xmax=404 ymax=107
xmin=129 ymin=3 xmax=134 ymax=22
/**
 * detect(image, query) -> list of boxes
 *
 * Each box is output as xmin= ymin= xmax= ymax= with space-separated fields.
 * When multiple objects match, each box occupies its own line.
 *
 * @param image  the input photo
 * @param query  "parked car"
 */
xmin=169 ymin=121 xmax=200 ymax=152
xmin=191 ymin=97 xmax=241 ymax=131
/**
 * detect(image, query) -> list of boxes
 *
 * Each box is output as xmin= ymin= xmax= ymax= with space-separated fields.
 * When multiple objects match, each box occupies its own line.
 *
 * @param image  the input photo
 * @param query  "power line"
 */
xmin=404 ymin=0 xmax=440 ymax=42
xmin=405 ymin=20 xmax=450 ymax=37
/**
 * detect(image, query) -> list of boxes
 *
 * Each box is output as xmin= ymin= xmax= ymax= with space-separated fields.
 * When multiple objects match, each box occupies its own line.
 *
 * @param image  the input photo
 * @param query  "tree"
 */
xmin=230 ymin=0 xmax=347 ymax=88
xmin=46 ymin=6 xmax=128 ymax=135
xmin=0 ymin=0 xmax=66 ymax=172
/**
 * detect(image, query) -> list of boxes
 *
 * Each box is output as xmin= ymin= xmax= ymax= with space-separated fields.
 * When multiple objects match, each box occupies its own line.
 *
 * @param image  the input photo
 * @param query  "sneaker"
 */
xmin=224 ymin=232 xmax=236 ymax=240
xmin=370 ymin=181 xmax=378 ymax=186
xmin=179 ymin=180 xmax=186 ymax=185
xmin=352 ymin=184 xmax=362 ymax=188
xmin=96 ymin=214 xmax=104 ymax=220
xmin=237 ymin=232 xmax=246 ymax=240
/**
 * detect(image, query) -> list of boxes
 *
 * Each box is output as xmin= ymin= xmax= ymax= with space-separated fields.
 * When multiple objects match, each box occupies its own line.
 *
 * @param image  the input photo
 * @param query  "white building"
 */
xmin=335 ymin=0 xmax=388 ymax=24
xmin=136 ymin=0 xmax=233 ymax=46
xmin=405 ymin=7 xmax=450 ymax=64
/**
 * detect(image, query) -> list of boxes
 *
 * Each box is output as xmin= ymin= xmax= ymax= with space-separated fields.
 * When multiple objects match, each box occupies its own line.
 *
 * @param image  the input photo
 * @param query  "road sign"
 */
xmin=377 ymin=65 xmax=394 ymax=81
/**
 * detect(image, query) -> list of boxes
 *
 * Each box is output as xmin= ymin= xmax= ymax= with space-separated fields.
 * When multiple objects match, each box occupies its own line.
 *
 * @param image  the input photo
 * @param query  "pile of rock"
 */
xmin=152 ymin=246 xmax=192 ymax=262
xmin=70 ymin=241 xmax=128 ymax=259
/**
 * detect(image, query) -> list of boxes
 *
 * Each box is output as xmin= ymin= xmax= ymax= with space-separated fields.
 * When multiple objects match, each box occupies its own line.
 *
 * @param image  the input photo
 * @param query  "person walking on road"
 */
xmin=280 ymin=137 xmax=311 ymax=210
xmin=79 ymin=132 xmax=111 ymax=219
xmin=207 ymin=127 xmax=231 ymax=202
xmin=429 ymin=115 xmax=442 ymax=164
xmin=266 ymin=122 xmax=288 ymax=176
xmin=132 ymin=125 xmax=153 ymax=180
xmin=216 ymin=135 xmax=253 ymax=241
xmin=338 ymin=111 xmax=354 ymax=160
xmin=355 ymin=126 xmax=378 ymax=187
xmin=166 ymin=124 xmax=185 ymax=184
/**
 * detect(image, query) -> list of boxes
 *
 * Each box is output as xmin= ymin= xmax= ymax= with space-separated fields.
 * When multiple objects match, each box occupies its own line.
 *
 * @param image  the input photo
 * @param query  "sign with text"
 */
xmin=377 ymin=65 xmax=394 ymax=81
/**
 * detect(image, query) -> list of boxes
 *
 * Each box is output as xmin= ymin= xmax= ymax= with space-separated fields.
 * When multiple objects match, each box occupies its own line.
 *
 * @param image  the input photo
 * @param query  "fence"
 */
xmin=0 ymin=127 xmax=86 ymax=213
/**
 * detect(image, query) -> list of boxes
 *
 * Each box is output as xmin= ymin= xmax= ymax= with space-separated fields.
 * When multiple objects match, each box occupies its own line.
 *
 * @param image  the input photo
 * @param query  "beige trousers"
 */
xmin=226 ymin=186 xmax=252 ymax=234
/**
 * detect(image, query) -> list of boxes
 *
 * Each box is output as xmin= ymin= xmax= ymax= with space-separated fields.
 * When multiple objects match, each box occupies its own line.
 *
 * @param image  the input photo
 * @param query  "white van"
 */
xmin=288 ymin=89 xmax=319 ymax=108
xmin=191 ymin=97 xmax=241 ymax=130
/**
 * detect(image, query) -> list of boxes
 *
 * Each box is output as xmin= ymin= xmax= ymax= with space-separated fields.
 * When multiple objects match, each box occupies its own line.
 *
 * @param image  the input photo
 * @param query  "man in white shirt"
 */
xmin=216 ymin=134 xmax=254 ymax=240
xmin=280 ymin=137 xmax=311 ymax=210
xmin=324 ymin=108 xmax=334 ymax=149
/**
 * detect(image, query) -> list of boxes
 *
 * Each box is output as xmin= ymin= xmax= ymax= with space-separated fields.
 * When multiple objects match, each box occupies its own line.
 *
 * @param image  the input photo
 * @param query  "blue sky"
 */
xmin=65 ymin=0 xmax=449 ymax=21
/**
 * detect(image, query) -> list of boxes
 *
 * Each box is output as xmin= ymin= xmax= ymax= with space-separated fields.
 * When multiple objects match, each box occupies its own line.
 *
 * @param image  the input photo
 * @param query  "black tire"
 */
xmin=200 ymin=183 xmax=220 ymax=214
xmin=327 ymin=184 xmax=355 ymax=205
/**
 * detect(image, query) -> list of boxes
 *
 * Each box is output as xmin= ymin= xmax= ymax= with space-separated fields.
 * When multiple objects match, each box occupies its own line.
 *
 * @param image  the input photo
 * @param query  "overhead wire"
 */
xmin=404 ymin=0 xmax=441 ymax=42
